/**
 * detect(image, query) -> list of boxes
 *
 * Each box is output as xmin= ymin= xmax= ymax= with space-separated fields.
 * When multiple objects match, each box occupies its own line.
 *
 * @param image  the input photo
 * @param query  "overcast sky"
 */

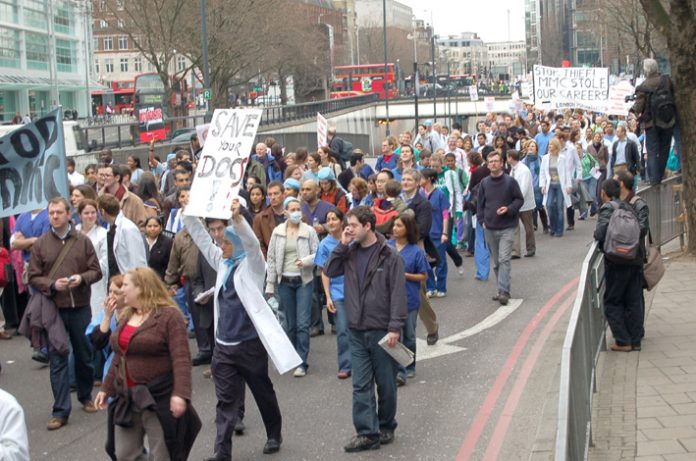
xmin=398 ymin=0 xmax=526 ymax=43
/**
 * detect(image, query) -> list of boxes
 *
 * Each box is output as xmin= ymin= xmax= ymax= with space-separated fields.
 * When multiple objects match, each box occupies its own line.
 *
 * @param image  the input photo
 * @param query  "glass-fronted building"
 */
xmin=0 ymin=0 xmax=101 ymax=122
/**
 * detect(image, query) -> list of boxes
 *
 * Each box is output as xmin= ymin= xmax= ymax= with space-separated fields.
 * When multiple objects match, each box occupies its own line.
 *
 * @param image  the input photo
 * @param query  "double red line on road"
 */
xmin=456 ymin=277 xmax=580 ymax=461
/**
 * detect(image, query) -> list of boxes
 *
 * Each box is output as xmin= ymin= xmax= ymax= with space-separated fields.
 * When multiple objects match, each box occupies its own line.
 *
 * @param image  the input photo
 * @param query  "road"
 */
xmin=0 ymin=221 xmax=595 ymax=461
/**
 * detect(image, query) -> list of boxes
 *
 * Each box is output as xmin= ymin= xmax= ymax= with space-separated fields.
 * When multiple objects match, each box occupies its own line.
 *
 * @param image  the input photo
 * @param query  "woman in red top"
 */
xmin=95 ymin=267 xmax=196 ymax=460
xmin=318 ymin=167 xmax=348 ymax=213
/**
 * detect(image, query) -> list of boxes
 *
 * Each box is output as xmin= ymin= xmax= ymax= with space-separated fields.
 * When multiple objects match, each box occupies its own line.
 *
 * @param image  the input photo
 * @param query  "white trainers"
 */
xmin=458 ymin=267 xmax=464 ymax=276
xmin=434 ymin=291 xmax=446 ymax=298
xmin=293 ymin=367 xmax=306 ymax=377
xmin=426 ymin=290 xmax=434 ymax=298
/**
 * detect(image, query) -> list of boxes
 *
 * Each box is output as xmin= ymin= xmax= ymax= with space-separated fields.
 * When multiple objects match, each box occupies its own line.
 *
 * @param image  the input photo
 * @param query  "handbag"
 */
xmin=642 ymin=230 xmax=665 ymax=291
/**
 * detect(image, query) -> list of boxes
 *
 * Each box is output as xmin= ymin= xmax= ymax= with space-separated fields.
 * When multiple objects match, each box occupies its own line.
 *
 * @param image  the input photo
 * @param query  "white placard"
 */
xmin=317 ymin=112 xmax=328 ymax=148
xmin=484 ymin=96 xmax=495 ymax=112
xmin=469 ymin=85 xmax=479 ymax=102
xmin=186 ymin=108 xmax=262 ymax=219
xmin=605 ymin=80 xmax=635 ymax=116
xmin=532 ymin=65 xmax=609 ymax=112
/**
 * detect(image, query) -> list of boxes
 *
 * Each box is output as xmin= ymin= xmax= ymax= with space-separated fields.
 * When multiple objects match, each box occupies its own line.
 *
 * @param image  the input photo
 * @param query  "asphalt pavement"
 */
xmin=0 ymin=219 xmax=596 ymax=461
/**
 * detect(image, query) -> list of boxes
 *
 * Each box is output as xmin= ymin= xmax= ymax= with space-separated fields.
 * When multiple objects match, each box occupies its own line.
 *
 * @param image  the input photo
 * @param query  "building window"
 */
xmin=54 ymin=2 xmax=73 ymax=34
xmin=25 ymin=32 xmax=48 ymax=70
xmin=56 ymin=39 xmax=76 ymax=72
xmin=103 ymin=37 xmax=112 ymax=50
xmin=120 ymin=58 xmax=128 ymax=72
xmin=118 ymin=36 xmax=128 ymax=49
xmin=105 ymin=59 xmax=113 ymax=73
xmin=177 ymin=55 xmax=186 ymax=71
xmin=0 ymin=26 xmax=20 ymax=68
xmin=0 ymin=0 xmax=18 ymax=23
xmin=100 ymin=0 xmax=106 ymax=10
xmin=100 ymin=19 xmax=108 ymax=29
xmin=116 ymin=0 xmax=124 ymax=10
xmin=134 ymin=57 xmax=142 ymax=72
xmin=95 ymin=59 xmax=100 ymax=73
xmin=147 ymin=60 xmax=154 ymax=71
xmin=24 ymin=0 xmax=47 ymax=29
xmin=117 ymin=19 xmax=124 ymax=28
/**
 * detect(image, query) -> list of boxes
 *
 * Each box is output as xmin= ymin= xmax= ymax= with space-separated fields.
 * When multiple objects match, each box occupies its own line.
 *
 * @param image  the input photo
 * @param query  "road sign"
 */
xmin=468 ymin=85 xmax=479 ymax=102
xmin=203 ymin=89 xmax=212 ymax=100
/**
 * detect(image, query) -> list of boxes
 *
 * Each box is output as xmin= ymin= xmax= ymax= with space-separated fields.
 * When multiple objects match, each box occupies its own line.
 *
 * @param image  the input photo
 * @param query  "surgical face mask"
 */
xmin=289 ymin=211 xmax=302 ymax=224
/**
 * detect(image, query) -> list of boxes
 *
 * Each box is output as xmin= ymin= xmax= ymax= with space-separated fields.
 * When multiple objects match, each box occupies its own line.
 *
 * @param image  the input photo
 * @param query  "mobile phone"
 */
xmin=69 ymin=276 xmax=78 ymax=283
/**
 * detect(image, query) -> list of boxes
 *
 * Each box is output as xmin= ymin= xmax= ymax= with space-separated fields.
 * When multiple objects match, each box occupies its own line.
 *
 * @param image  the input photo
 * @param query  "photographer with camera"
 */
xmin=629 ymin=58 xmax=677 ymax=185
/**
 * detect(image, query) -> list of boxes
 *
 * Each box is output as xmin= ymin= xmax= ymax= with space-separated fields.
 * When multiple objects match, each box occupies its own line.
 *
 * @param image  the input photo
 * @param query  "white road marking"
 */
xmin=416 ymin=299 xmax=524 ymax=362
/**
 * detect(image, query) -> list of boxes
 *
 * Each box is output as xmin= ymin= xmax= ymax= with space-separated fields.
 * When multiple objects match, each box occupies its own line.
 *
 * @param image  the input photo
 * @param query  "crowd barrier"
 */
xmin=554 ymin=174 xmax=685 ymax=460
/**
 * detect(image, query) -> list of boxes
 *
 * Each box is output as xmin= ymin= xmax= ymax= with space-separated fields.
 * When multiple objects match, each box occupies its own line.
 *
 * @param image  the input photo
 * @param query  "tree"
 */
xmin=639 ymin=0 xmax=696 ymax=252
xmin=107 ymin=0 xmax=198 ymax=116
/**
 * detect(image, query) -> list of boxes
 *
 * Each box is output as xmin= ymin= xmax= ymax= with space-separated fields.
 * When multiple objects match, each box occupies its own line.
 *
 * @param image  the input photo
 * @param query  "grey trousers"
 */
xmin=114 ymin=409 xmax=169 ymax=461
xmin=485 ymin=227 xmax=515 ymax=296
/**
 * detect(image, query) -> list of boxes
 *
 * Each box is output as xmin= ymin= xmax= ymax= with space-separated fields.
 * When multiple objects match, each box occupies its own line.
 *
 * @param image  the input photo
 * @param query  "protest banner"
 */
xmin=468 ymin=85 xmax=479 ymax=102
xmin=0 ymin=109 xmax=69 ymax=218
xmin=317 ymin=112 xmax=328 ymax=148
xmin=484 ymin=96 xmax=495 ymax=113
xmin=532 ymin=65 xmax=609 ymax=112
xmin=186 ymin=108 xmax=262 ymax=219
xmin=196 ymin=123 xmax=210 ymax=147
xmin=605 ymin=80 xmax=635 ymax=116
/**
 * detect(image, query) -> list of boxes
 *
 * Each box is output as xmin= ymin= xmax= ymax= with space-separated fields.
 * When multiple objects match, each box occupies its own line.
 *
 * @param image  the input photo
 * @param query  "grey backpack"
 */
xmin=603 ymin=201 xmax=641 ymax=262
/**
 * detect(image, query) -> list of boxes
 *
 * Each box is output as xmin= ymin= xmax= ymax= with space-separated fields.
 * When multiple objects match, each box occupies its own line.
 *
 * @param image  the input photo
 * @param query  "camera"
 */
xmin=624 ymin=94 xmax=638 ymax=103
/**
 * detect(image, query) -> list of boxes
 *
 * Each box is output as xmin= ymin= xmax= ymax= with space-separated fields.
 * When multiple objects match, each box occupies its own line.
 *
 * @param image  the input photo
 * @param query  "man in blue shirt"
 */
xmin=534 ymin=120 xmax=554 ymax=156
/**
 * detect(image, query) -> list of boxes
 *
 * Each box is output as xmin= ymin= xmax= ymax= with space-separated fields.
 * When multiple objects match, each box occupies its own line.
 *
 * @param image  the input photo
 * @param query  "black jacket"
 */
xmin=191 ymin=252 xmax=216 ymax=330
xmin=611 ymin=139 xmax=641 ymax=175
xmin=628 ymin=193 xmax=650 ymax=262
xmin=148 ymin=234 xmax=173 ymax=280
xmin=406 ymin=191 xmax=432 ymax=240
xmin=325 ymin=233 xmax=407 ymax=332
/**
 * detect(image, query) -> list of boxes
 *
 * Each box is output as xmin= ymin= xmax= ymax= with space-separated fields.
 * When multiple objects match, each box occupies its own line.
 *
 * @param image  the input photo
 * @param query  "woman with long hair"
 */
xmin=87 ymin=275 xmax=125 ymax=386
xmin=302 ymin=152 xmax=321 ymax=182
xmin=347 ymin=177 xmax=372 ymax=209
xmin=95 ymin=267 xmax=199 ymax=461
xmin=540 ymin=138 xmax=572 ymax=237
xmin=137 ymin=172 xmax=162 ymax=219
xmin=521 ymin=139 xmax=549 ymax=233
xmin=127 ymin=155 xmax=144 ymax=187
xmin=248 ymin=184 xmax=267 ymax=220
xmin=165 ymin=187 xmax=190 ymax=234
xmin=318 ymin=146 xmax=341 ymax=177
xmin=265 ymin=197 xmax=319 ymax=377
xmin=388 ymin=213 xmax=428 ymax=386
xmin=76 ymin=199 xmax=108 ymax=319
xmin=318 ymin=167 xmax=348 ymax=213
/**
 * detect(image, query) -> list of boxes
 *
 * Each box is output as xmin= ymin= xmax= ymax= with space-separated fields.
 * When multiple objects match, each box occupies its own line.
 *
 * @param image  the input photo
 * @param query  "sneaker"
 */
xmin=426 ymin=329 xmax=439 ymax=346
xmin=498 ymin=293 xmax=510 ymax=306
xmin=426 ymin=290 xmax=434 ymax=298
xmin=293 ymin=367 xmax=307 ymax=377
xmin=511 ymin=254 xmax=521 ymax=260
xmin=379 ymin=430 xmax=395 ymax=445
xmin=82 ymin=401 xmax=98 ymax=413
xmin=396 ymin=374 xmax=406 ymax=387
xmin=434 ymin=291 xmax=446 ymax=298
xmin=492 ymin=292 xmax=501 ymax=301
xmin=458 ymin=267 xmax=464 ymax=276
xmin=406 ymin=370 xmax=416 ymax=379
xmin=202 ymin=368 xmax=213 ymax=379
xmin=47 ymin=417 xmax=68 ymax=430
xmin=337 ymin=371 xmax=351 ymax=380
xmin=344 ymin=435 xmax=380 ymax=452
xmin=32 ymin=350 xmax=49 ymax=364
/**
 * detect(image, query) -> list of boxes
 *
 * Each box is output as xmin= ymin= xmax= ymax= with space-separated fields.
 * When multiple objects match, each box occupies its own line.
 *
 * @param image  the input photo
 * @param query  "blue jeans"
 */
xmin=277 ymin=280 xmax=313 ymax=369
xmin=475 ymin=222 xmax=490 ymax=280
xmin=426 ymin=240 xmax=448 ymax=293
xmin=398 ymin=310 xmax=418 ymax=377
xmin=645 ymin=126 xmax=673 ymax=184
xmin=582 ymin=177 xmax=598 ymax=216
xmin=49 ymin=306 xmax=94 ymax=418
xmin=546 ymin=183 xmax=565 ymax=236
xmin=349 ymin=329 xmax=398 ymax=437
xmin=174 ymin=286 xmax=193 ymax=331
xmin=333 ymin=299 xmax=352 ymax=373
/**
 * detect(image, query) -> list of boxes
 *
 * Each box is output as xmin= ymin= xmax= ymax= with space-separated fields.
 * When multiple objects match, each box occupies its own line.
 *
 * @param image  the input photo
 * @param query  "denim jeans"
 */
xmin=484 ymin=227 xmax=515 ymax=296
xmin=277 ymin=280 xmax=314 ymax=369
xmin=546 ymin=183 xmax=565 ymax=236
xmin=49 ymin=305 xmax=94 ymax=418
xmin=349 ymin=329 xmax=398 ymax=437
xmin=398 ymin=310 xmax=418 ymax=377
xmin=582 ymin=177 xmax=598 ymax=216
xmin=174 ymin=286 xmax=193 ymax=331
xmin=333 ymin=299 xmax=351 ymax=373
xmin=426 ymin=240 xmax=448 ymax=293
xmin=645 ymin=126 xmax=673 ymax=184
xmin=474 ymin=222 xmax=490 ymax=281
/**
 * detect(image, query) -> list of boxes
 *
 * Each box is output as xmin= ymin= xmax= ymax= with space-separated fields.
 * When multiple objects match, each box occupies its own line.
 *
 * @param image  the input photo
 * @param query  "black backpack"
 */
xmin=649 ymin=76 xmax=677 ymax=129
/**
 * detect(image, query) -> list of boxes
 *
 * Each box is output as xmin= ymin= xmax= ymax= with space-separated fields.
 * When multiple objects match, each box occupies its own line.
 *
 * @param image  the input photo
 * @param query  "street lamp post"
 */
xmin=413 ymin=61 xmax=419 ymax=128
xmin=200 ymin=0 xmax=211 ymax=118
xmin=382 ymin=0 xmax=390 ymax=136
xmin=431 ymin=31 xmax=437 ymax=122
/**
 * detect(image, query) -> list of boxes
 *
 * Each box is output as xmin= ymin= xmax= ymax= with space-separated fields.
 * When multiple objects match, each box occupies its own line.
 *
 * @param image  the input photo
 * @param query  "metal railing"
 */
xmin=76 ymin=93 xmax=378 ymax=152
xmin=555 ymin=175 xmax=685 ymax=461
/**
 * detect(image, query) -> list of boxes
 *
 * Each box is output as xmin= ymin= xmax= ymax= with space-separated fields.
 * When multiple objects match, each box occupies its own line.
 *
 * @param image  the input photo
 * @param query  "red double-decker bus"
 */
xmin=91 ymin=80 xmax=135 ymax=115
xmin=331 ymin=63 xmax=397 ymax=100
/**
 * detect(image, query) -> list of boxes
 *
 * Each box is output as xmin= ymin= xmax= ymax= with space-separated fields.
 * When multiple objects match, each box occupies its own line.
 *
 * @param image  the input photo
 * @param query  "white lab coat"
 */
xmin=77 ymin=224 xmax=108 ymax=318
xmin=0 ymin=389 xmax=29 ymax=461
xmin=510 ymin=162 xmax=536 ymax=212
xmin=111 ymin=212 xmax=147 ymax=274
xmin=539 ymin=153 xmax=573 ymax=208
xmin=183 ymin=214 xmax=301 ymax=375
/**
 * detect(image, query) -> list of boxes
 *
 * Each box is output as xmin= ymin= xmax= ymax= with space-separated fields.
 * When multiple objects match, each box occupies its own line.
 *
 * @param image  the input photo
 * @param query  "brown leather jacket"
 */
xmin=28 ymin=227 xmax=102 ymax=308
xmin=253 ymin=206 xmax=284 ymax=258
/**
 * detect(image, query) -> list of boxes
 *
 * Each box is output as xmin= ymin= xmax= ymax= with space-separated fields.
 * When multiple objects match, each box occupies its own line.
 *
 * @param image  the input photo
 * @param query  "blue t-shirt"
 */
xmin=424 ymin=188 xmax=450 ymax=240
xmin=301 ymin=200 xmax=333 ymax=225
xmin=14 ymin=209 xmax=50 ymax=260
xmin=534 ymin=130 xmax=554 ymax=156
xmin=388 ymin=240 xmax=429 ymax=311
xmin=314 ymin=235 xmax=344 ymax=302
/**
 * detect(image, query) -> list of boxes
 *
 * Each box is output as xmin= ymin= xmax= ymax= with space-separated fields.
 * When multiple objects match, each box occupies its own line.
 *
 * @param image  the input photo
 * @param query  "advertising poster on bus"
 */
xmin=138 ymin=105 xmax=166 ymax=143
